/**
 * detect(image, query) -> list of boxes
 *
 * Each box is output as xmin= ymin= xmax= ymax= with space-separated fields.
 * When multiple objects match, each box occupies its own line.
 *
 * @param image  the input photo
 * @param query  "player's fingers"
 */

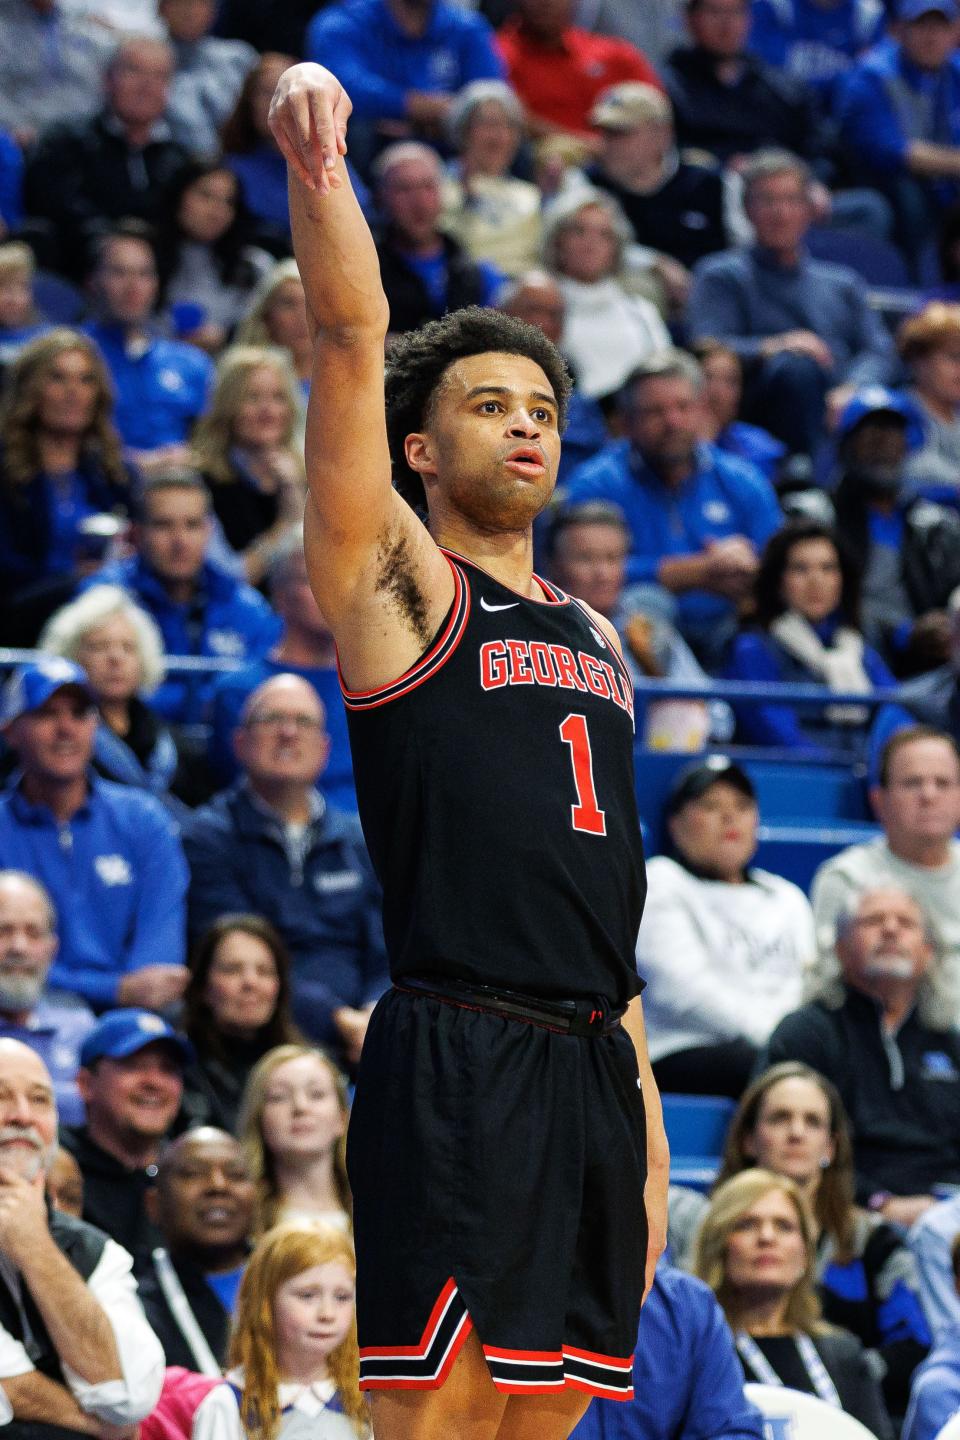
xmin=272 ymin=109 xmax=317 ymax=190
xmin=307 ymin=89 xmax=341 ymax=185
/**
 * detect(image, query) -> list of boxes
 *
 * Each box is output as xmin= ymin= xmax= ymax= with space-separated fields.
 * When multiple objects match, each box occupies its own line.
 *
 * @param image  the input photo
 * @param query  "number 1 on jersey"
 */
xmin=559 ymin=713 xmax=606 ymax=836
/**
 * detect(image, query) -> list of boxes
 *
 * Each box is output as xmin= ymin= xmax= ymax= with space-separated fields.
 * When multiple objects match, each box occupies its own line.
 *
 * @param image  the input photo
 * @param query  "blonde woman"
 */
xmin=236 ymin=262 xmax=312 ymax=389
xmin=238 ymin=1045 xmax=352 ymax=1238
xmin=0 ymin=329 xmax=132 ymax=605
xmin=37 ymin=584 xmax=199 ymax=805
xmin=191 ymin=345 xmax=306 ymax=585
xmin=693 ymin=1170 xmax=893 ymax=1438
xmin=0 ymin=241 xmax=49 ymax=365
xmin=192 ymin=1222 xmax=369 ymax=1440
xmin=542 ymin=187 xmax=670 ymax=399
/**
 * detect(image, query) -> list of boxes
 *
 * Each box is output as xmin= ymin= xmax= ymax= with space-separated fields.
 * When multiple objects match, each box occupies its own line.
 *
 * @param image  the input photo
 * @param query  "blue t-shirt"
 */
xmin=204 ymin=1264 xmax=245 ymax=1316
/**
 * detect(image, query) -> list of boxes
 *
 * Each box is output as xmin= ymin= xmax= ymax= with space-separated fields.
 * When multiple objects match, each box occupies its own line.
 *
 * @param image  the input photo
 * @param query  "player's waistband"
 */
xmin=394 ymin=975 xmax=625 ymax=1037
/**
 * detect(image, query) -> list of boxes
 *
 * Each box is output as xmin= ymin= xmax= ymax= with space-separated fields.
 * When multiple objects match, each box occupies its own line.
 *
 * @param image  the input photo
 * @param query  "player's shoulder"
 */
xmin=572 ymin=597 xmax=624 ymax=660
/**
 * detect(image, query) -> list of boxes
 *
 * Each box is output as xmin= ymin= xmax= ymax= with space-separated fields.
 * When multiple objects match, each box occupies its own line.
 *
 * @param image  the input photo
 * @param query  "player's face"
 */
xmin=744 ymin=1078 xmax=835 ymax=1189
xmin=259 ymin=1054 xmax=346 ymax=1162
xmin=414 ymin=352 xmax=562 ymax=532
xmin=550 ymin=523 xmax=627 ymax=617
xmin=667 ymin=780 xmax=758 ymax=881
xmin=273 ymin=1261 xmax=356 ymax=1367
xmin=233 ymin=364 xmax=293 ymax=449
xmin=724 ymin=1189 xmax=808 ymax=1295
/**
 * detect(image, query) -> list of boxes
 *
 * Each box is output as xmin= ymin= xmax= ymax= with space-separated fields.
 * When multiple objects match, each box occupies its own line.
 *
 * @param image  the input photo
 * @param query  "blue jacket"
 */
xmin=207 ymin=656 xmax=356 ymax=812
xmin=571 ymin=1266 xmax=765 ymax=1440
xmin=689 ymin=245 xmax=896 ymax=385
xmin=84 ymin=554 xmax=280 ymax=723
xmin=562 ymin=440 xmax=782 ymax=628
xmin=837 ymin=38 xmax=960 ymax=200
xmin=0 ymin=776 xmax=188 ymax=1009
xmin=83 ymin=321 xmax=213 ymax=450
xmin=750 ymin=0 xmax=885 ymax=109
xmin=183 ymin=785 xmax=388 ymax=1047
xmin=304 ymin=0 xmax=504 ymax=121
xmin=724 ymin=620 xmax=895 ymax=753
xmin=903 ymin=1323 xmax=960 ymax=1440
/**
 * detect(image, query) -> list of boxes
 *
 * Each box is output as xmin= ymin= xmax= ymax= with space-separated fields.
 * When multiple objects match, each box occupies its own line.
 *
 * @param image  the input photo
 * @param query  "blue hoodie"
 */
xmin=304 ymin=0 xmax=504 ymax=121
xmin=83 ymin=554 xmax=280 ymax=723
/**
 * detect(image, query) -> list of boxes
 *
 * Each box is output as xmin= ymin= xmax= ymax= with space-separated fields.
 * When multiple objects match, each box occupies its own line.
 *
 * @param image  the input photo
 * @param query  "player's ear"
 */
xmin=404 ymin=432 xmax=437 ymax=477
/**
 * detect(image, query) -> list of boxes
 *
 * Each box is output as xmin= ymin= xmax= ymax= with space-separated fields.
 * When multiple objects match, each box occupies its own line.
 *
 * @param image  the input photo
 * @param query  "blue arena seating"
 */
xmin=661 ymin=1093 xmax=736 ymax=1191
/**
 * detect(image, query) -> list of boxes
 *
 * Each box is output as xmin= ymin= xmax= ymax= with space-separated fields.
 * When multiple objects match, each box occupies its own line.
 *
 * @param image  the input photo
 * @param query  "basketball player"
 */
xmin=268 ymin=64 xmax=669 ymax=1440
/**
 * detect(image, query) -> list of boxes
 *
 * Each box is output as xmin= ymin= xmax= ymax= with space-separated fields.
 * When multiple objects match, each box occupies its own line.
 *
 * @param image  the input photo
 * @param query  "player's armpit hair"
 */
xmin=384 ymin=306 xmax=572 ymax=512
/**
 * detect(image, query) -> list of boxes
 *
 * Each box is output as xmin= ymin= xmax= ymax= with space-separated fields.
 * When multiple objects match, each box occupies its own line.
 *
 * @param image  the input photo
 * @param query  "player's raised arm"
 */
xmin=269 ymin=65 xmax=446 ymax=649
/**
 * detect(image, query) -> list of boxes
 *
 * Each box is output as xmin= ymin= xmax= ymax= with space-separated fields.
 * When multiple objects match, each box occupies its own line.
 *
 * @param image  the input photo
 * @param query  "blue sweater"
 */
xmin=837 ymin=37 xmax=960 ymax=201
xmin=0 ymin=776 xmax=188 ymax=1008
xmin=83 ymin=322 xmax=213 ymax=451
xmin=563 ymin=440 xmax=782 ymax=629
xmin=572 ymin=1267 xmax=765 ymax=1440
xmin=689 ymin=245 xmax=896 ymax=385
xmin=724 ymin=619 xmax=895 ymax=753
xmin=304 ymin=0 xmax=504 ymax=121
xmin=83 ymin=555 xmax=280 ymax=724
xmin=183 ymin=785 xmax=388 ymax=1046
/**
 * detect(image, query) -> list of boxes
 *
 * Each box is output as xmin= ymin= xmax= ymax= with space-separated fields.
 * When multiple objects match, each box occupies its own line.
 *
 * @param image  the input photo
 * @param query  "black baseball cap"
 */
xmin=664 ymin=756 xmax=756 ymax=818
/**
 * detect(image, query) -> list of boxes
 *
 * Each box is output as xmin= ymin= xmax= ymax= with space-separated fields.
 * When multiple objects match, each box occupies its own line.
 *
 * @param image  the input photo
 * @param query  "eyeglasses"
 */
xmin=245 ymin=712 xmax=324 ymax=732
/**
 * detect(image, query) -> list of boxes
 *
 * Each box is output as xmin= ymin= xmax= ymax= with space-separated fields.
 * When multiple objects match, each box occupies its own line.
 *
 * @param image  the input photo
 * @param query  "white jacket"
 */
xmin=637 ymin=856 xmax=814 ymax=1062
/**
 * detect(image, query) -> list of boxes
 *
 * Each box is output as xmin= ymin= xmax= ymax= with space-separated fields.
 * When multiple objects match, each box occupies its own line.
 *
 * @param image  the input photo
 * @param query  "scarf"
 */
xmin=768 ymin=611 xmax=871 ymax=725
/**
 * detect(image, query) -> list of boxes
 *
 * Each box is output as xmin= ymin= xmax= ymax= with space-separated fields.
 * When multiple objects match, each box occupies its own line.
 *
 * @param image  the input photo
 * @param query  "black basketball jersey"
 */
xmin=341 ymin=549 xmax=647 ymax=1009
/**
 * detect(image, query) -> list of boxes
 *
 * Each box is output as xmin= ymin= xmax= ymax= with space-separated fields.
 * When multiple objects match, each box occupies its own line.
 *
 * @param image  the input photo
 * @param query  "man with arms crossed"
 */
xmin=268 ymin=63 xmax=668 ymax=1440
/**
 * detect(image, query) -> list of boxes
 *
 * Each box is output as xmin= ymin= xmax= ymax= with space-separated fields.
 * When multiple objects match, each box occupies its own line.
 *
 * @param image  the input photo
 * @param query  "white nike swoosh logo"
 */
xmin=480 ymin=598 xmax=519 ymax=612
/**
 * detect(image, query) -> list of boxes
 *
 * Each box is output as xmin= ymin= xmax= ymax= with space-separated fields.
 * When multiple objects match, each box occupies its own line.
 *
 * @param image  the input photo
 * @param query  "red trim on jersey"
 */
xmin=567 ymin=1377 xmax=636 ymax=1401
xmin=483 ymin=1346 xmax=562 ymax=1363
xmin=358 ymin=1313 xmax=473 ymax=1391
xmin=340 ymin=558 xmax=472 ymax=710
xmin=562 ymin=1344 xmax=634 ymax=1369
xmin=440 ymin=546 xmax=571 ymax=606
xmin=359 ymin=1278 xmax=459 ymax=1358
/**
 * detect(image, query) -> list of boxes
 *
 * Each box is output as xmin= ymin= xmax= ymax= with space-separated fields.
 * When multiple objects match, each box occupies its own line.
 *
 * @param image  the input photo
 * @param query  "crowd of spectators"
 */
xmin=6 ymin=0 xmax=960 ymax=1437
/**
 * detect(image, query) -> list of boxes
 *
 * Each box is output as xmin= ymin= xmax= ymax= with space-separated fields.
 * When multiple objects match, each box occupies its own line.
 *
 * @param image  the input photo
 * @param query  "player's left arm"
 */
xmin=622 ymin=995 xmax=669 ymax=1305
xmin=578 ymin=602 xmax=670 ymax=1294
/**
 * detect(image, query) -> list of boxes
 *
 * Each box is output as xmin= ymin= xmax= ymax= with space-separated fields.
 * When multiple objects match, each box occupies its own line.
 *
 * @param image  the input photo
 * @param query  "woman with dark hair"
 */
xmin=157 ymin=161 xmax=274 ymax=352
xmin=0 ymin=328 xmax=133 ymax=612
xmin=693 ymin=1170 xmax=895 ymax=1439
xmin=180 ymin=914 xmax=302 ymax=1134
xmin=724 ymin=519 xmax=895 ymax=753
xmin=709 ymin=1062 xmax=931 ymax=1418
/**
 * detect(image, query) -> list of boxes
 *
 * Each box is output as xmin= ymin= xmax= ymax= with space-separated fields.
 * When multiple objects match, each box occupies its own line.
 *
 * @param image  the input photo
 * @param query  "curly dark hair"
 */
xmin=753 ymin=518 xmax=862 ymax=630
xmin=384 ymin=306 xmax=572 ymax=511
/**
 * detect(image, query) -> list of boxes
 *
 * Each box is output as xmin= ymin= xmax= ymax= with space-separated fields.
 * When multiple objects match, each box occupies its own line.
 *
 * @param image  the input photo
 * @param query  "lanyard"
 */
xmin=736 ymin=1332 xmax=842 ymax=1410
xmin=153 ymin=1247 xmax=222 ymax=1377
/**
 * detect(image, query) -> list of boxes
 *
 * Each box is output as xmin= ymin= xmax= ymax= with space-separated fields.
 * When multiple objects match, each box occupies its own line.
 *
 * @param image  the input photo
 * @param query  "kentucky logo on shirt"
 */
xmin=207 ymin=629 xmax=246 ymax=657
xmin=921 ymin=1051 xmax=960 ymax=1082
xmin=94 ymin=854 xmax=132 ymax=886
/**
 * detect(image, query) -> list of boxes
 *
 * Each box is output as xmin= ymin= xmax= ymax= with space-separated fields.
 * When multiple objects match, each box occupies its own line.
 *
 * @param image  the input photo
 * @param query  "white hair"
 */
xmin=541 ymin=186 xmax=634 ymax=276
xmin=38 ymin=585 xmax=166 ymax=696
xmin=809 ymin=883 xmax=958 ymax=1031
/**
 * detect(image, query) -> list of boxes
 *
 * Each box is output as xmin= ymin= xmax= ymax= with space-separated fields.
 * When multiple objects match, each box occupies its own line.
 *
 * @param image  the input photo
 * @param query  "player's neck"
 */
xmin=431 ymin=517 xmax=540 ymax=598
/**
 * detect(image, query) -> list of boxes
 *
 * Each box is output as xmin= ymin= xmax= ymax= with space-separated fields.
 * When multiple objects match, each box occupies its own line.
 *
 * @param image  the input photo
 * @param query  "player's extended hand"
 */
xmin=268 ymin=63 xmax=352 ymax=196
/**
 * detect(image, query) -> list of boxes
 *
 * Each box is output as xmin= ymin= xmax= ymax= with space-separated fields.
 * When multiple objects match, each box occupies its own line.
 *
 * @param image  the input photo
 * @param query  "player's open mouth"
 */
xmin=504 ymin=448 xmax=545 ymax=477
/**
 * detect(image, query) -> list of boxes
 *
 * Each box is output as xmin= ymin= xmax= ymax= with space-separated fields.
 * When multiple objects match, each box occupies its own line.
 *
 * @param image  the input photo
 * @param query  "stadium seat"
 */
xmin=744 ymin=1384 xmax=878 ymax=1440
xmin=661 ymin=1093 xmax=736 ymax=1191
xmin=754 ymin=822 xmax=881 ymax=893
xmin=806 ymin=226 xmax=911 ymax=288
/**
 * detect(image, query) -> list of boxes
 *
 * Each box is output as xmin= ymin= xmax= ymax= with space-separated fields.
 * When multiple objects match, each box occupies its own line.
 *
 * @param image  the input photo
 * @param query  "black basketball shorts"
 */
xmin=346 ymin=985 xmax=648 ymax=1400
